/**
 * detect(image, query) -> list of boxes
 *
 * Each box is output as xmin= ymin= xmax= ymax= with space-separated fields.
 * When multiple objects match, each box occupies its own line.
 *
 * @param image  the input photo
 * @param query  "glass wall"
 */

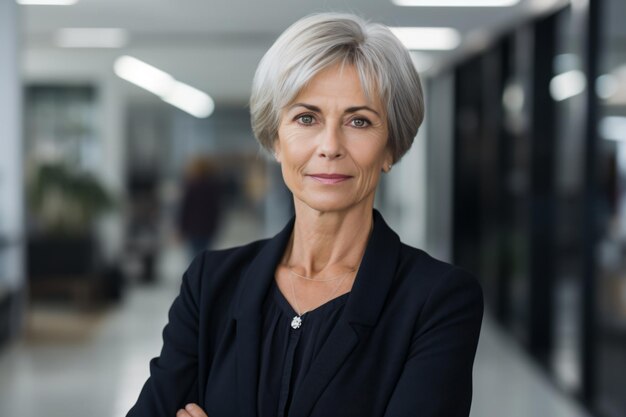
xmin=595 ymin=0 xmax=626 ymax=414
xmin=436 ymin=1 xmax=626 ymax=416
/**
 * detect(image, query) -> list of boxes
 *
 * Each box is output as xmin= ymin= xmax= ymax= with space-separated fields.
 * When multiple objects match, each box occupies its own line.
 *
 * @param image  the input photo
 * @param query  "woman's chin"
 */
xmin=294 ymin=194 xmax=368 ymax=215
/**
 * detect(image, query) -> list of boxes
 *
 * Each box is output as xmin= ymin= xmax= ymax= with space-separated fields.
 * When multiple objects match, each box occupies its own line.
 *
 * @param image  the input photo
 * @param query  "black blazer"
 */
xmin=127 ymin=210 xmax=484 ymax=417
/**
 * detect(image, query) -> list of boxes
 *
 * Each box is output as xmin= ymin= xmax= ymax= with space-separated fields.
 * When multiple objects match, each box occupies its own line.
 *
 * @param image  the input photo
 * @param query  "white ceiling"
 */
xmin=19 ymin=0 xmax=582 ymax=105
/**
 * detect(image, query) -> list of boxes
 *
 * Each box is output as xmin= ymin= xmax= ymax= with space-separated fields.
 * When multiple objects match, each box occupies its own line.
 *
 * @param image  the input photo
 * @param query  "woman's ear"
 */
xmin=382 ymin=151 xmax=393 ymax=173
xmin=272 ymin=140 xmax=281 ymax=163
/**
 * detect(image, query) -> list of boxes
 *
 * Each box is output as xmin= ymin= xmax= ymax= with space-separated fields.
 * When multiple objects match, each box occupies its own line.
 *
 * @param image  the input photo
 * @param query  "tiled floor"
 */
xmin=472 ymin=316 xmax=592 ymax=417
xmin=0 ymin=209 xmax=594 ymax=417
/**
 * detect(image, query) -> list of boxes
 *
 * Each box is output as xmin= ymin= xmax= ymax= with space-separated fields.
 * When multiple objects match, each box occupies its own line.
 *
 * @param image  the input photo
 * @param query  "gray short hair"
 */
xmin=250 ymin=12 xmax=424 ymax=163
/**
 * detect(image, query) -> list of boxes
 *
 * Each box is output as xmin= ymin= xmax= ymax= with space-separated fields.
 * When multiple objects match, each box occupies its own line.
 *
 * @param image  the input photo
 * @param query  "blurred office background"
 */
xmin=0 ymin=0 xmax=624 ymax=416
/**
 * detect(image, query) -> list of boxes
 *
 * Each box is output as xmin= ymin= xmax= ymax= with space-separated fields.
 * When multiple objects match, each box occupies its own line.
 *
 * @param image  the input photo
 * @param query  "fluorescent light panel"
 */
xmin=596 ymin=74 xmax=619 ymax=100
xmin=390 ymin=27 xmax=460 ymax=50
xmin=502 ymin=83 xmax=525 ymax=113
xmin=17 ymin=0 xmax=78 ymax=5
xmin=114 ymin=55 xmax=214 ymax=118
xmin=602 ymin=65 xmax=626 ymax=105
xmin=600 ymin=117 xmax=626 ymax=142
xmin=550 ymin=70 xmax=586 ymax=101
xmin=163 ymin=83 xmax=215 ymax=119
xmin=392 ymin=0 xmax=519 ymax=6
xmin=114 ymin=56 xmax=175 ymax=97
xmin=56 ymin=28 xmax=128 ymax=48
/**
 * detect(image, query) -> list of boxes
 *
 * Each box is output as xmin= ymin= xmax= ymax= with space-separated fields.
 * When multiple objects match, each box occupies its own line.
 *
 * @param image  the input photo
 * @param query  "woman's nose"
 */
xmin=318 ymin=125 xmax=344 ymax=160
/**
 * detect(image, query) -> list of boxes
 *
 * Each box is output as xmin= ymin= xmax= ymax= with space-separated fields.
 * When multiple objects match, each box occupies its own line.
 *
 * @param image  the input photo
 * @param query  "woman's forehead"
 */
xmin=283 ymin=64 xmax=383 ymax=112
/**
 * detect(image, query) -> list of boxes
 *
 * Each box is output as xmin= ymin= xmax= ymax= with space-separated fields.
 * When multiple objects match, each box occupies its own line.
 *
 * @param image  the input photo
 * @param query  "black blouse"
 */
xmin=257 ymin=280 xmax=351 ymax=417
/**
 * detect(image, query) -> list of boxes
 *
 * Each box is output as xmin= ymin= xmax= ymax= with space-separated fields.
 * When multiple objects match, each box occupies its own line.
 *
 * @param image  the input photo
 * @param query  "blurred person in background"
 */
xmin=128 ymin=12 xmax=483 ymax=417
xmin=177 ymin=156 xmax=223 ymax=257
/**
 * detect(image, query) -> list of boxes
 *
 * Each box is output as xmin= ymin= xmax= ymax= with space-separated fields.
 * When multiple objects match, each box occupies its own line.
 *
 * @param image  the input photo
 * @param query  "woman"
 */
xmin=178 ymin=156 xmax=223 ymax=257
xmin=127 ymin=12 xmax=483 ymax=417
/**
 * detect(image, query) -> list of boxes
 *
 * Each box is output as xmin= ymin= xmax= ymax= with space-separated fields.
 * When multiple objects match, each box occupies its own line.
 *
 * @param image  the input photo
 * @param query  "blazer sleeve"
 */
xmin=126 ymin=253 xmax=205 ymax=417
xmin=383 ymin=267 xmax=484 ymax=417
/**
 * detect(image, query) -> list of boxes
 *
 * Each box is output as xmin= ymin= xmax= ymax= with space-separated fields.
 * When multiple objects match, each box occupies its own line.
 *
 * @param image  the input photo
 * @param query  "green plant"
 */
xmin=28 ymin=163 xmax=115 ymax=236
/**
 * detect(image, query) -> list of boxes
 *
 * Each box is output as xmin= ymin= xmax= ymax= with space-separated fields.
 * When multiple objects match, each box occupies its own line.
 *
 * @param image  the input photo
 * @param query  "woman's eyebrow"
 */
xmin=289 ymin=103 xmax=321 ymax=112
xmin=344 ymin=106 xmax=380 ymax=117
xmin=289 ymin=103 xmax=380 ymax=117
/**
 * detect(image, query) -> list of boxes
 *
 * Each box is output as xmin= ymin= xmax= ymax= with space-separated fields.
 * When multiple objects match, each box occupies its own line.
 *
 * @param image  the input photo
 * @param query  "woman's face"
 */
xmin=274 ymin=63 xmax=392 ymax=215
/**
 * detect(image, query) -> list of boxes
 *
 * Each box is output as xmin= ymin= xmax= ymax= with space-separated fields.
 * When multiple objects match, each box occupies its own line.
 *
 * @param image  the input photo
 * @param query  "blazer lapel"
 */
xmin=289 ymin=210 xmax=401 ymax=417
xmin=233 ymin=217 xmax=294 ymax=417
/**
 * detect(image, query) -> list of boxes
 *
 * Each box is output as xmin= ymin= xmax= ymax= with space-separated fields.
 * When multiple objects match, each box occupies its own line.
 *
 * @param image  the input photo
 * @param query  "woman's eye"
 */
xmin=350 ymin=118 xmax=370 ymax=128
xmin=297 ymin=114 xmax=315 ymax=125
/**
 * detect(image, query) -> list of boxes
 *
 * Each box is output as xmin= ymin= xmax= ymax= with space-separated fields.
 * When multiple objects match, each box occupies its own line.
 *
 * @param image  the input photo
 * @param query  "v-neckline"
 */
xmin=271 ymin=280 xmax=350 ymax=319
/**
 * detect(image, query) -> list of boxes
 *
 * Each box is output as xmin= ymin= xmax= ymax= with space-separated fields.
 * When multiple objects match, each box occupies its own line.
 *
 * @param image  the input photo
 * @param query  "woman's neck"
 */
xmin=283 ymin=202 xmax=374 ymax=276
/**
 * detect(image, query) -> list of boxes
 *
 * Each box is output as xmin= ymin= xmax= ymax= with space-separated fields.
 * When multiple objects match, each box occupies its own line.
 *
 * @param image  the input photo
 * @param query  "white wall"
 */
xmin=380 ymin=73 xmax=456 ymax=262
xmin=379 ymin=118 xmax=428 ymax=250
xmin=0 ymin=0 xmax=24 ymax=289
xmin=423 ymin=72 xmax=456 ymax=262
xmin=96 ymin=72 xmax=126 ymax=262
xmin=0 ymin=0 xmax=24 ymax=338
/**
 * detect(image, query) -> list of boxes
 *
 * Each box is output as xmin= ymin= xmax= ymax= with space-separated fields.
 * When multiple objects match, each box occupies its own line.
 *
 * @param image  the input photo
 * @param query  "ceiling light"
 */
xmin=162 ymin=82 xmax=215 ymax=119
xmin=389 ymin=27 xmax=461 ymax=50
xmin=601 ymin=65 xmax=626 ymax=106
xmin=56 ymin=28 xmax=128 ymax=48
xmin=502 ymin=83 xmax=525 ymax=113
xmin=596 ymin=74 xmax=618 ymax=100
xmin=114 ymin=55 xmax=175 ymax=97
xmin=600 ymin=117 xmax=626 ymax=142
xmin=114 ymin=55 xmax=214 ymax=118
xmin=549 ymin=70 xmax=586 ymax=101
xmin=17 ymin=0 xmax=78 ymax=5
xmin=391 ymin=0 xmax=519 ymax=6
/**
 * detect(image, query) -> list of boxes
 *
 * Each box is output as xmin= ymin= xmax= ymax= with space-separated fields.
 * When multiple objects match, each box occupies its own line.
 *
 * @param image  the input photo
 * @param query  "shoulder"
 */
xmin=394 ymin=243 xmax=483 ymax=312
xmin=196 ymin=239 xmax=269 ymax=271
xmin=389 ymin=244 xmax=484 ymax=345
xmin=180 ymin=238 xmax=271 ymax=295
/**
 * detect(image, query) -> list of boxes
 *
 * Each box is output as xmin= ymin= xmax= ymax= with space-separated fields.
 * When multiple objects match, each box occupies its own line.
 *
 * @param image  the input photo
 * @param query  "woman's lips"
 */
xmin=308 ymin=173 xmax=352 ymax=184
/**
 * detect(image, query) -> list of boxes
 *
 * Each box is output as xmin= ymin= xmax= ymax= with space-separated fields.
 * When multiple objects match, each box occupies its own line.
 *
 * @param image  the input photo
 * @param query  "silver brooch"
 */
xmin=291 ymin=315 xmax=302 ymax=329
